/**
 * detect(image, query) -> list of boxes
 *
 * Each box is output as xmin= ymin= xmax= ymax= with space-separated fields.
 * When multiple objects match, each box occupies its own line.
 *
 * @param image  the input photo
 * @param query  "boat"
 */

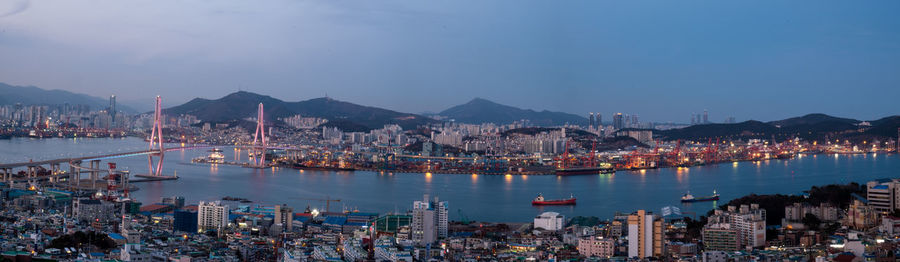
xmin=532 ymin=193 xmax=576 ymax=205
xmin=192 ymin=151 xmax=225 ymax=164
xmin=208 ymin=148 xmax=224 ymax=152
xmin=681 ymin=190 xmax=720 ymax=203
xmin=555 ymin=167 xmax=610 ymax=175
xmin=291 ymin=163 xmax=356 ymax=172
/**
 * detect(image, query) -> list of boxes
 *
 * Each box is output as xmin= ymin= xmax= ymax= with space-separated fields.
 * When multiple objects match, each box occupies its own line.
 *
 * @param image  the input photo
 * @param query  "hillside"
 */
xmin=439 ymin=98 xmax=586 ymax=126
xmin=165 ymin=91 xmax=439 ymax=130
xmin=286 ymin=98 xmax=437 ymax=131
xmin=768 ymin=113 xmax=860 ymax=127
xmin=659 ymin=113 xmax=900 ymax=142
xmin=0 ymin=82 xmax=137 ymax=113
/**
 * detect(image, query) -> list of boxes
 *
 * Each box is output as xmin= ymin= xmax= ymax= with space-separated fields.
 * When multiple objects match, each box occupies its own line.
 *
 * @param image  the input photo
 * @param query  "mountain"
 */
xmin=0 ymin=82 xmax=137 ymax=113
xmin=165 ymin=91 xmax=439 ymax=130
xmin=439 ymin=98 xmax=586 ymax=126
xmin=658 ymin=114 xmax=900 ymax=142
xmin=164 ymin=91 xmax=296 ymax=122
xmin=768 ymin=113 xmax=860 ymax=127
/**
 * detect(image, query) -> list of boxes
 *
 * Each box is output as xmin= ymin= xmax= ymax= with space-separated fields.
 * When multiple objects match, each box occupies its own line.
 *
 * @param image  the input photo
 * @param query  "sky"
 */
xmin=0 ymin=0 xmax=898 ymax=122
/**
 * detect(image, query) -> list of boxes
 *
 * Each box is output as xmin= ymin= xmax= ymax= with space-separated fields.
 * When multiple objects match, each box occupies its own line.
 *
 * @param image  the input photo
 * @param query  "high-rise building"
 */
xmin=613 ymin=113 xmax=624 ymax=130
xmin=198 ymin=201 xmax=229 ymax=232
xmin=411 ymin=194 xmax=448 ymax=246
xmin=275 ymin=204 xmax=294 ymax=232
xmin=703 ymin=110 xmax=709 ymax=124
xmin=596 ymin=113 xmax=602 ymax=127
xmin=109 ymin=95 xmax=116 ymax=128
xmin=627 ymin=210 xmax=665 ymax=258
xmin=589 ymin=113 xmax=595 ymax=128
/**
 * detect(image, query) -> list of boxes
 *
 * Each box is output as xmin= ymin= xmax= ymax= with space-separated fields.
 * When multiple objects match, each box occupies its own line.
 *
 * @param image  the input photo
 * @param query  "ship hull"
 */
xmin=291 ymin=164 xmax=356 ymax=172
xmin=555 ymin=167 xmax=614 ymax=176
xmin=681 ymin=196 xmax=719 ymax=203
xmin=532 ymin=198 xmax=576 ymax=205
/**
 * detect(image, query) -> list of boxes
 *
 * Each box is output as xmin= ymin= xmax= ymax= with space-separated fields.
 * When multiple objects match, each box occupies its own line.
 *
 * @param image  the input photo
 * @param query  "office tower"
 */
xmin=411 ymin=194 xmax=448 ymax=246
xmin=198 ymin=201 xmax=229 ymax=232
xmin=613 ymin=113 xmax=624 ymax=130
xmin=631 ymin=115 xmax=639 ymax=128
xmin=589 ymin=113 xmax=595 ymax=128
xmin=866 ymin=179 xmax=900 ymax=212
xmin=596 ymin=113 xmax=602 ymax=127
xmin=703 ymin=110 xmax=709 ymax=124
xmin=275 ymin=204 xmax=294 ymax=232
xmin=627 ymin=210 xmax=665 ymax=258
xmin=109 ymin=95 xmax=116 ymax=128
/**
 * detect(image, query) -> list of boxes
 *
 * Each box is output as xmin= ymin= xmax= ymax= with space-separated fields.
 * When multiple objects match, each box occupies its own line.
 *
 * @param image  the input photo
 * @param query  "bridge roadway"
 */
xmin=0 ymin=144 xmax=539 ymax=170
xmin=0 ymin=144 xmax=304 ymax=169
xmin=0 ymin=145 xmax=213 ymax=169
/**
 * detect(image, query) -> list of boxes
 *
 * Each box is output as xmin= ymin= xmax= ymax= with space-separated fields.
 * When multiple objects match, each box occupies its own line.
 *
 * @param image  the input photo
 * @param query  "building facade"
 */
xmin=534 ymin=212 xmax=565 ymax=231
xmin=627 ymin=210 xmax=665 ymax=258
xmin=411 ymin=195 xmax=448 ymax=246
xmin=198 ymin=201 xmax=229 ymax=232
xmin=578 ymin=237 xmax=615 ymax=258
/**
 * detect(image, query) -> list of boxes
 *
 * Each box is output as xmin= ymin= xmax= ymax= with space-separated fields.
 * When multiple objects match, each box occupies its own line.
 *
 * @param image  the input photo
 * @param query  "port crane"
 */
xmin=290 ymin=197 xmax=342 ymax=213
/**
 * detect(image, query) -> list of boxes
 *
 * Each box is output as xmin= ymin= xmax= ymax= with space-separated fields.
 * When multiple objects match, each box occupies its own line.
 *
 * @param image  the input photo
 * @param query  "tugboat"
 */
xmin=532 ymin=193 xmax=576 ymax=205
xmin=681 ymin=190 xmax=720 ymax=203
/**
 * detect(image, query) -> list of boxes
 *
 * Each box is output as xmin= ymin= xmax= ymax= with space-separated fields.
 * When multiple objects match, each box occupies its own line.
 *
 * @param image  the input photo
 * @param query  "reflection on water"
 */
xmin=1 ymin=137 xmax=899 ymax=222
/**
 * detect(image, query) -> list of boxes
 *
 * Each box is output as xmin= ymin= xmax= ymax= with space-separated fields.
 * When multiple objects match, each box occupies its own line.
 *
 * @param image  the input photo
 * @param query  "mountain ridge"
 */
xmin=164 ymin=91 xmax=439 ymax=130
xmin=0 ymin=82 xmax=137 ymax=113
xmin=439 ymin=98 xmax=587 ymax=126
xmin=659 ymin=113 xmax=900 ymax=142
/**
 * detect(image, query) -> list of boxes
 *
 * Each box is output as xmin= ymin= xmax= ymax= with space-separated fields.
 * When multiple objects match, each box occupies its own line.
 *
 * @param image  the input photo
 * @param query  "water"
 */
xmin=1 ymin=137 xmax=899 ymax=222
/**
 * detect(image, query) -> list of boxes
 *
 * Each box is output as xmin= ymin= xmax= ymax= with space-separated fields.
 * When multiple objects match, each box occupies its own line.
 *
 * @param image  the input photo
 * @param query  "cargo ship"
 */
xmin=290 ymin=163 xmax=356 ymax=172
xmin=681 ymin=190 xmax=719 ymax=203
xmin=532 ymin=193 xmax=576 ymax=205
xmin=555 ymin=167 xmax=613 ymax=175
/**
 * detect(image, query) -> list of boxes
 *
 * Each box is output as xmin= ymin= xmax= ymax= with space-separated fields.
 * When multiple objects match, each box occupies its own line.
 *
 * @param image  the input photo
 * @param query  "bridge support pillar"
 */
xmin=50 ymin=163 xmax=59 ymax=183
xmin=69 ymin=162 xmax=80 ymax=187
xmin=27 ymin=165 xmax=36 ymax=188
xmin=90 ymin=160 xmax=101 ymax=190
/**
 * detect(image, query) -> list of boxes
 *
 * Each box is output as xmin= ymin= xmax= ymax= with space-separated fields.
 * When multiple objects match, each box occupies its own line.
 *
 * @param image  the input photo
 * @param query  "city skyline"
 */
xmin=1 ymin=1 xmax=899 ymax=122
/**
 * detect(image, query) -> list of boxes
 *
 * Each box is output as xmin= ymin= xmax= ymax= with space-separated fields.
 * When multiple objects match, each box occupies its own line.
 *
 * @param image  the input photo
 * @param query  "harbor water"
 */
xmin=1 ymin=137 xmax=898 ymax=222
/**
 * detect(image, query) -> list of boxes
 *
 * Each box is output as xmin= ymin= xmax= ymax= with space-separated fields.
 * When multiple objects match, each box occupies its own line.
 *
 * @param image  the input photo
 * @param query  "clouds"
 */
xmin=0 ymin=0 xmax=28 ymax=18
xmin=0 ymin=0 xmax=899 ymax=121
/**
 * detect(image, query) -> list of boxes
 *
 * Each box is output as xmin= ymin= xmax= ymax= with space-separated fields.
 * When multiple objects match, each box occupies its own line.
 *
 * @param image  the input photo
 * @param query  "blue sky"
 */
xmin=0 ymin=0 xmax=898 ymax=122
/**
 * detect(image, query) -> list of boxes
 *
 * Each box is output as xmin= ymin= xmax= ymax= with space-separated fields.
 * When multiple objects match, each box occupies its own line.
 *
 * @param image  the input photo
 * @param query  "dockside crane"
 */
xmin=290 ymin=197 xmax=342 ymax=213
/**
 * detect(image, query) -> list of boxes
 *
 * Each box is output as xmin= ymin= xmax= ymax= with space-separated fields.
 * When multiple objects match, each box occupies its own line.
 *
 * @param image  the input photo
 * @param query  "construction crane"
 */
xmin=290 ymin=197 xmax=342 ymax=213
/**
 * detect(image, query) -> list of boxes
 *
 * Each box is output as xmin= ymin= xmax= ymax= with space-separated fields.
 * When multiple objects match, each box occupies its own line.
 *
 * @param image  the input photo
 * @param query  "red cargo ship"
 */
xmin=532 ymin=194 xmax=576 ymax=205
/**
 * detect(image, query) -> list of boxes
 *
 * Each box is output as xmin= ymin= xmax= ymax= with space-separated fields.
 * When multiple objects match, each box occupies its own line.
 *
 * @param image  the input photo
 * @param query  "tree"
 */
xmin=802 ymin=213 xmax=822 ymax=230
